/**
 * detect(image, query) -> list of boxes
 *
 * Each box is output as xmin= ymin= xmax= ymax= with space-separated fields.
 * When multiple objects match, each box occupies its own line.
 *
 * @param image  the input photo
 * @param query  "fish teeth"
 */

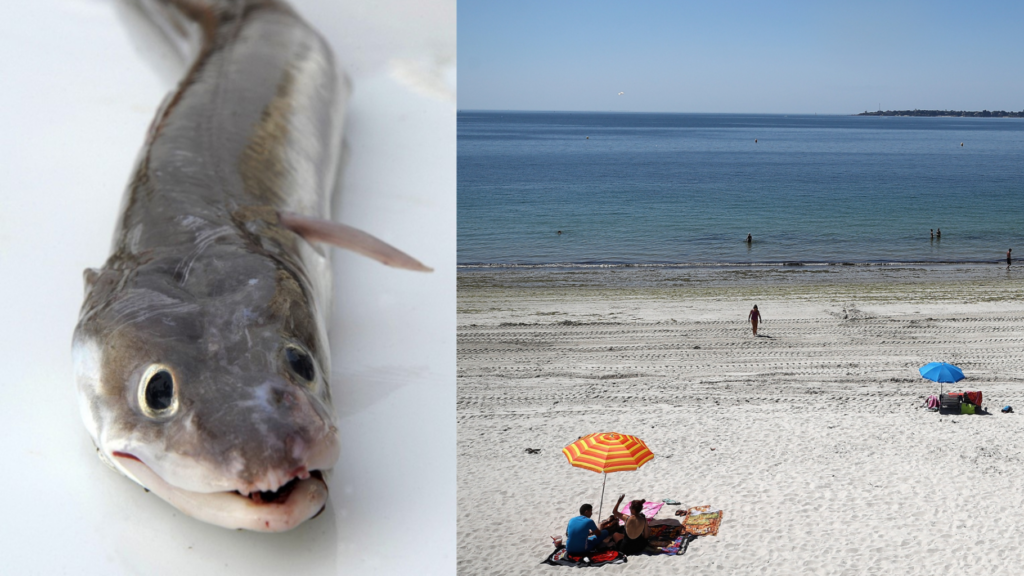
xmin=238 ymin=467 xmax=310 ymax=497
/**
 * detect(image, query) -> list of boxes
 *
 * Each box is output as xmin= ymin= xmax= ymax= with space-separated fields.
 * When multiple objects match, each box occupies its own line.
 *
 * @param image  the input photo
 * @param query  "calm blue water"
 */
xmin=458 ymin=112 xmax=1024 ymax=266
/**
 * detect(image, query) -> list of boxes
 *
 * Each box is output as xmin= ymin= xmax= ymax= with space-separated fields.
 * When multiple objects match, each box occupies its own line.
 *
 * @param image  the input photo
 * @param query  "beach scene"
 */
xmin=457 ymin=2 xmax=1024 ymax=571
xmin=459 ymin=265 xmax=1024 ymax=573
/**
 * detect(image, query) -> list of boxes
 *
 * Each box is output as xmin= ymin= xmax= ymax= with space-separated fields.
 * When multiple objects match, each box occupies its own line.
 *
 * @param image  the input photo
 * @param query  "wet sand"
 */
xmin=457 ymin=269 xmax=1024 ymax=574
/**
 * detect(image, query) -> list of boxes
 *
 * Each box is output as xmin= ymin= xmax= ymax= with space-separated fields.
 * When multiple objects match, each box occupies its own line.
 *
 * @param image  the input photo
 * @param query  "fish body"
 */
xmin=73 ymin=0 xmax=346 ymax=532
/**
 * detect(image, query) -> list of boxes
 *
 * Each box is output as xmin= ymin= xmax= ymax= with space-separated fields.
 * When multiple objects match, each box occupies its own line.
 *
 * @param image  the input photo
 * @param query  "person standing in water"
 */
xmin=930 ymin=229 xmax=934 ymax=240
xmin=1007 ymin=248 xmax=1012 ymax=271
xmin=748 ymin=305 xmax=762 ymax=336
xmin=936 ymin=228 xmax=941 ymax=239
xmin=746 ymin=233 xmax=752 ymax=244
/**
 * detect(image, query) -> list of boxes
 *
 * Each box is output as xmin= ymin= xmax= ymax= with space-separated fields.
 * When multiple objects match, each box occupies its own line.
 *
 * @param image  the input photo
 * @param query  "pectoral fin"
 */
xmin=84 ymin=268 xmax=101 ymax=288
xmin=279 ymin=212 xmax=432 ymax=272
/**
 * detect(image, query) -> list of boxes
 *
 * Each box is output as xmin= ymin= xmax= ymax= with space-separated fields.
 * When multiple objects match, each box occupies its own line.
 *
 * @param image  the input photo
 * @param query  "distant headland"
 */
xmin=857 ymin=109 xmax=1024 ymax=118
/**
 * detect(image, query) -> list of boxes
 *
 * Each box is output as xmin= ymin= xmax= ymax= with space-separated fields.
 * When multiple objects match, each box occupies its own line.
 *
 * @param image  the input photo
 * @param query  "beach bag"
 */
xmin=939 ymin=393 xmax=963 ymax=410
xmin=926 ymin=395 xmax=940 ymax=409
xmin=964 ymin=391 xmax=983 ymax=407
xmin=960 ymin=403 xmax=976 ymax=415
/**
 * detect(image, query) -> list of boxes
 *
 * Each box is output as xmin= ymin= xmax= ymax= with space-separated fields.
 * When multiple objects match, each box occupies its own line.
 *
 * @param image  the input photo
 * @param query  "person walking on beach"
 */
xmin=748 ymin=304 xmax=762 ymax=336
xmin=1007 ymin=248 xmax=1012 ymax=271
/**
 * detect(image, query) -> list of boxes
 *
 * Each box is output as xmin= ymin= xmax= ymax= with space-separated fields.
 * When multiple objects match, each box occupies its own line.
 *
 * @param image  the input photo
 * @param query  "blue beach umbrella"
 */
xmin=919 ymin=362 xmax=964 ymax=395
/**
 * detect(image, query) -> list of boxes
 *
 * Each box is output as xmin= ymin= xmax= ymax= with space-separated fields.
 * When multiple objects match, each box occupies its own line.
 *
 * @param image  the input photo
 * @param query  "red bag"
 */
xmin=964 ymin=391 xmax=983 ymax=407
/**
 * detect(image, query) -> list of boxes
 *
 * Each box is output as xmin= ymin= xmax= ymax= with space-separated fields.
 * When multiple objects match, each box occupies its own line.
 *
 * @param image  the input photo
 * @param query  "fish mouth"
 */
xmin=112 ymin=451 xmax=329 ymax=532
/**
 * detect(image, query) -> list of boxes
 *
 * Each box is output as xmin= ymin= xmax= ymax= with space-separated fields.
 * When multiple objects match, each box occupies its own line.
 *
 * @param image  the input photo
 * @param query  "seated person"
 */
xmin=611 ymin=495 xmax=651 ymax=555
xmin=611 ymin=494 xmax=675 ymax=554
xmin=565 ymin=503 xmax=610 ymax=554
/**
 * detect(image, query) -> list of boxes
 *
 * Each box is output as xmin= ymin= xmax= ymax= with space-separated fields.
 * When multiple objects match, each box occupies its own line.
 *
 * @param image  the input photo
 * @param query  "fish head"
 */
xmin=73 ymin=254 xmax=339 ymax=532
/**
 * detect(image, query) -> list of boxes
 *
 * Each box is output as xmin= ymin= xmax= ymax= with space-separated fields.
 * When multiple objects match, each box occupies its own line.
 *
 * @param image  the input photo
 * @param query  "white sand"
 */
xmin=458 ymin=276 xmax=1024 ymax=575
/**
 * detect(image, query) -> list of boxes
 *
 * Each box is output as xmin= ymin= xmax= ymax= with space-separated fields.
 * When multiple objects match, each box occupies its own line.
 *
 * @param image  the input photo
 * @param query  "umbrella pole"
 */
xmin=598 ymin=473 xmax=607 ymax=522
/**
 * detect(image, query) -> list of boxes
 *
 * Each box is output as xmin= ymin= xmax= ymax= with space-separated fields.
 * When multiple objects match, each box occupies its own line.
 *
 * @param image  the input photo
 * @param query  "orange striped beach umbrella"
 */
xmin=563 ymin=432 xmax=654 ymax=520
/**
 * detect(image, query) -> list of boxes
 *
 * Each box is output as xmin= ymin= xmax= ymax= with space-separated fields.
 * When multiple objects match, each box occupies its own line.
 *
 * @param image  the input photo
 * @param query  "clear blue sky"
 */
xmin=459 ymin=0 xmax=1024 ymax=113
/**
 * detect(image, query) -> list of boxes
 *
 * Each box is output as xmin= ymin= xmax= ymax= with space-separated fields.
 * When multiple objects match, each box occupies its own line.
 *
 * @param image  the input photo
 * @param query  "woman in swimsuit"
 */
xmin=610 ymin=495 xmax=652 ymax=555
xmin=748 ymin=304 xmax=762 ymax=336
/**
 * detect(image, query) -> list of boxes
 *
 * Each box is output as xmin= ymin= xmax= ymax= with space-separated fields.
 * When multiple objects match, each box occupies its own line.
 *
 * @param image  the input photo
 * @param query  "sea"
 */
xmin=458 ymin=112 xmax=1024 ymax=272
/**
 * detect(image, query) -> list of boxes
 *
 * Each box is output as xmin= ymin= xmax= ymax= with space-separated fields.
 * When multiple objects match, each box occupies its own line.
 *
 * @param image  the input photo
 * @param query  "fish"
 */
xmin=73 ymin=0 xmax=429 ymax=533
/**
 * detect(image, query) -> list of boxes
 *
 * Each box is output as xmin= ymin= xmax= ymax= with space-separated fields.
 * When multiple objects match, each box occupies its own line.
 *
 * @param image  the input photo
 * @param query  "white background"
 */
xmin=0 ymin=0 xmax=454 ymax=573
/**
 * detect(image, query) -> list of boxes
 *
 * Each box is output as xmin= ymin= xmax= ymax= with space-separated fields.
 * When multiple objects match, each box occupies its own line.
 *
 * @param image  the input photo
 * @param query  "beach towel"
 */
xmin=646 ymin=524 xmax=698 ymax=555
xmin=637 ymin=525 xmax=698 ymax=556
xmin=617 ymin=501 xmax=664 ymax=524
xmin=647 ymin=523 xmax=683 ymax=541
xmin=680 ymin=506 xmax=724 ymax=536
xmin=542 ymin=546 xmax=627 ymax=567
xmin=661 ymin=534 xmax=696 ymax=556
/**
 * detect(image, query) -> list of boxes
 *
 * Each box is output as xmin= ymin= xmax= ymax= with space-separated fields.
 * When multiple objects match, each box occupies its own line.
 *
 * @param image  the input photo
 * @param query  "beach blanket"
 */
xmin=617 ymin=501 xmax=664 ymax=525
xmin=680 ymin=506 xmax=724 ymax=536
xmin=541 ymin=523 xmax=698 ymax=565
xmin=648 ymin=523 xmax=683 ymax=541
xmin=542 ymin=547 xmax=627 ymax=567
xmin=646 ymin=524 xmax=696 ymax=555
xmin=661 ymin=533 xmax=696 ymax=556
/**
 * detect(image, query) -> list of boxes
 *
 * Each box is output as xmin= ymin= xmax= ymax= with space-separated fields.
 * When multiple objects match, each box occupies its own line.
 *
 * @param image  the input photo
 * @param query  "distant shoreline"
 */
xmin=457 ymin=263 xmax=1022 ymax=292
xmin=857 ymin=109 xmax=1024 ymax=118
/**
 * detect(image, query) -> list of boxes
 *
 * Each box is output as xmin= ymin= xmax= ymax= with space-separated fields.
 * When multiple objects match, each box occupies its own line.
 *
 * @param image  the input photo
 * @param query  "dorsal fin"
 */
xmin=278 ymin=212 xmax=432 ymax=272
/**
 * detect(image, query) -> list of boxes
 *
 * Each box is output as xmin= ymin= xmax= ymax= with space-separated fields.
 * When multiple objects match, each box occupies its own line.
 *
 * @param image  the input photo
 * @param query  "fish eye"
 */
xmin=138 ymin=364 xmax=178 ymax=418
xmin=284 ymin=345 xmax=316 ymax=383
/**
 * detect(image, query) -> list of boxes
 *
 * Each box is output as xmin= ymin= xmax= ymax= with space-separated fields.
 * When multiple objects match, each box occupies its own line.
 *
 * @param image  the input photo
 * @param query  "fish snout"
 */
xmin=220 ymin=378 xmax=339 ymax=493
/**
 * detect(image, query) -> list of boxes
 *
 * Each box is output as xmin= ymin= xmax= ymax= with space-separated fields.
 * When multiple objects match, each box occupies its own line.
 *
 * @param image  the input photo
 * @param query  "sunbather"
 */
xmin=565 ymin=503 xmax=611 ymax=554
xmin=610 ymin=495 xmax=675 ymax=554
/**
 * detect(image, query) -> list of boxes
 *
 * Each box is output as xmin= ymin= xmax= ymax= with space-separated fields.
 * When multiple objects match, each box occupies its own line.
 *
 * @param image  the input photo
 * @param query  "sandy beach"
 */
xmin=457 ymin=268 xmax=1024 ymax=574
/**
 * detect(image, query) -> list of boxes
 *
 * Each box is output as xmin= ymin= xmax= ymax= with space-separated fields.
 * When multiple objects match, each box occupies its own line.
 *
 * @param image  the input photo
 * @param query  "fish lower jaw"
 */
xmin=112 ymin=452 xmax=329 ymax=532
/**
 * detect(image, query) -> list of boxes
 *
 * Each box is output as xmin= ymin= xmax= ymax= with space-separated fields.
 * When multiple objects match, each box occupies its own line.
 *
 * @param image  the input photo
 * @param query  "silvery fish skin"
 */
xmin=73 ymin=0 xmax=345 ymax=532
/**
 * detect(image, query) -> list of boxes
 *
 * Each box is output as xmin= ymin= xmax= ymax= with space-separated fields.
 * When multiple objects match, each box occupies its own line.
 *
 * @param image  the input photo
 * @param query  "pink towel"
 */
xmin=617 ymin=501 xmax=664 ymax=525
xmin=926 ymin=395 xmax=939 ymax=409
